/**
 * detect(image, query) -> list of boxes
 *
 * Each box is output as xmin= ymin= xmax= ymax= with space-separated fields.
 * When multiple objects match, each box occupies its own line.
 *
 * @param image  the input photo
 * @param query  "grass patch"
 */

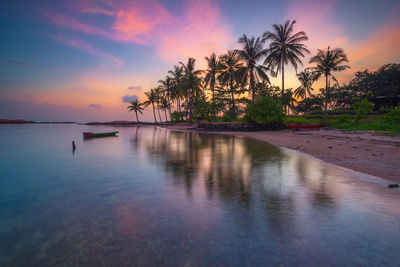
xmin=287 ymin=111 xmax=399 ymax=135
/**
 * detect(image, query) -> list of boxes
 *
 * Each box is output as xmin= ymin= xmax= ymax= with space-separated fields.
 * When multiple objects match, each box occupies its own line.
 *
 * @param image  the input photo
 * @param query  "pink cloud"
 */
xmin=287 ymin=0 xmax=348 ymax=56
xmin=42 ymin=0 xmax=233 ymax=65
xmin=286 ymin=0 xmax=400 ymax=85
xmin=348 ymin=8 xmax=400 ymax=69
xmin=157 ymin=0 xmax=233 ymax=65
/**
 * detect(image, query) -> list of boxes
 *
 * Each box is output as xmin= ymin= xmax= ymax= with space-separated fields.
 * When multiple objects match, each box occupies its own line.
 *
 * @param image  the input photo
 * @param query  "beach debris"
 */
xmin=388 ymin=184 xmax=399 ymax=188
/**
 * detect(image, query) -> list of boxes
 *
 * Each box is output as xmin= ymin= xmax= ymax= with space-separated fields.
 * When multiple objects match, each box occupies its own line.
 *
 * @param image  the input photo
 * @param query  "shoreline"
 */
xmin=161 ymin=124 xmax=400 ymax=183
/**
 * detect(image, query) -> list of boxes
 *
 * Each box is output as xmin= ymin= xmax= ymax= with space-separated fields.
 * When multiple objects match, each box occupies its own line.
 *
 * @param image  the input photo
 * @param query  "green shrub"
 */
xmin=382 ymin=108 xmax=400 ymax=133
xmin=338 ymin=114 xmax=352 ymax=124
xmin=171 ymin=111 xmax=185 ymax=122
xmin=352 ymin=99 xmax=374 ymax=121
xmin=245 ymin=96 xmax=284 ymax=124
xmin=384 ymin=108 xmax=400 ymax=124
xmin=222 ymin=113 xmax=232 ymax=122
xmin=285 ymin=116 xmax=312 ymax=124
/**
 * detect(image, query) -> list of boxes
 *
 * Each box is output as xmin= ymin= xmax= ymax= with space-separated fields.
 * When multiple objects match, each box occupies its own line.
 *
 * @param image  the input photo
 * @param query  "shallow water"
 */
xmin=0 ymin=124 xmax=399 ymax=266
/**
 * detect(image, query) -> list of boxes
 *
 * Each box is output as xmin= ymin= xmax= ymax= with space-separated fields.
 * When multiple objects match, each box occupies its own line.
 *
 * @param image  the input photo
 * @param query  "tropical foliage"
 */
xmin=127 ymin=20 xmax=399 ymax=134
xmin=308 ymin=46 xmax=350 ymax=120
xmin=263 ymin=20 xmax=309 ymax=108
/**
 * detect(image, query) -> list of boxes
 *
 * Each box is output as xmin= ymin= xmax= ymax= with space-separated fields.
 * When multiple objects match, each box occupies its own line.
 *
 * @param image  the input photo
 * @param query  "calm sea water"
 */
xmin=0 ymin=124 xmax=399 ymax=266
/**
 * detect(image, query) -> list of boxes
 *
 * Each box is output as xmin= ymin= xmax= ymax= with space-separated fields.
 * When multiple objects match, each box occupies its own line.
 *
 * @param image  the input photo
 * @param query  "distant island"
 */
xmin=0 ymin=119 xmax=76 ymax=124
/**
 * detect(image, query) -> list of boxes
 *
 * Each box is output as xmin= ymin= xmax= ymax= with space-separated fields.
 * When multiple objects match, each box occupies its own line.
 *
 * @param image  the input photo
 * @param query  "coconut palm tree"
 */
xmin=308 ymin=46 xmax=350 ymax=121
xmin=263 ymin=20 xmax=309 ymax=109
xmin=179 ymin=58 xmax=203 ymax=121
xmin=160 ymin=98 xmax=171 ymax=122
xmin=158 ymin=76 xmax=173 ymax=117
xmin=294 ymin=69 xmax=316 ymax=100
xmin=236 ymin=34 xmax=271 ymax=102
xmin=204 ymin=53 xmax=221 ymax=120
xmin=127 ymin=99 xmax=144 ymax=123
xmin=143 ymin=88 xmax=158 ymax=123
xmin=219 ymin=50 xmax=244 ymax=119
xmin=168 ymin=65 xmax=184 ymax=119
xmin=154 ymin=87 xmax=164 ymax=122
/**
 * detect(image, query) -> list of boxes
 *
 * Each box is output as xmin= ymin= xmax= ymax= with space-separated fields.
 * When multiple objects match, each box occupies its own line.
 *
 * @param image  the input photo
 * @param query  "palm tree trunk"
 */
xmin=250 ymin=71 xmax=255 ymax=102
xmin=152 ymin=103 xmax=157 ymax=123
xmin=177 ymin=98 xmax=181 ymax=120
xmin=157 ymin=107 xmax=162 ymax=122
xmin=135 ymin=111 xmax=139 ymax=123
xmin=189 ymin=89 xmax=193 ymax=122
xmin=230 ymin=80 xmax=235 ymax=119
xmin=211 ymin=80 xmax=216 ymax=121
xmin=281 ymin=62 xmax=285 ymax=111
xmin=164 ymin=109 xmax=167 ymax=122
xmin=323 ymin=74 xmax=328 ymax=122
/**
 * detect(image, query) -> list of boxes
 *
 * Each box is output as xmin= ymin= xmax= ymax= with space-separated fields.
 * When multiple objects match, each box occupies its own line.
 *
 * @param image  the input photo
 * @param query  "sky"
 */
xmin=0 ymin=0 xmax=399 ymax=122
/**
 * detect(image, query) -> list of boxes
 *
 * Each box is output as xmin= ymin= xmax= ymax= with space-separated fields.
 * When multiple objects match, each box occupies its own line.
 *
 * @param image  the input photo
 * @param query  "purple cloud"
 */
xmin=122 ymin=95 xmax=138 ymax=103
xmin=0 ymin=58 xmax=31 ymax=66
xmin=89 ymin=103 xmax=102 ymax=109
xmin=128 ymin=86 xmax=141 ymax=90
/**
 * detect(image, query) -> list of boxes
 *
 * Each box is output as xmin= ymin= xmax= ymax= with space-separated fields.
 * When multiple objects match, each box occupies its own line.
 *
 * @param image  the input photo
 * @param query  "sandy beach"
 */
xmin=164 ymin=124 xmax=400 ymax=183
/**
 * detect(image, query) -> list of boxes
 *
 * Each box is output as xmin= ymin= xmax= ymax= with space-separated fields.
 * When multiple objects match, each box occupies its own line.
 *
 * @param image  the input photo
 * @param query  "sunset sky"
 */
xmin=1 ymin=0 xmax=399 ymax=122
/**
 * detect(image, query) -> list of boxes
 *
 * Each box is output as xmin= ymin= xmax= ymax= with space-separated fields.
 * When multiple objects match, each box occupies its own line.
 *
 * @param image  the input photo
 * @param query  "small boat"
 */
xmin=83 ymin=131 xmax=119 ymax=138
xmin=286 ymin=123 xmax=326 ymax=130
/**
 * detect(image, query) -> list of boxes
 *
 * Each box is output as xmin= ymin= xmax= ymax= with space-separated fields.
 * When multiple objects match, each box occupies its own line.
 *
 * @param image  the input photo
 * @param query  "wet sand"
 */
xmin=163 ymin=124 xmax=400 ymax=183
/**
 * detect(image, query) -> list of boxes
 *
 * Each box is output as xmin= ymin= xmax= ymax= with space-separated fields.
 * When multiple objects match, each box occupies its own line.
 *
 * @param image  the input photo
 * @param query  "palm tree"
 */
xmin=160 ymin=98 xmax=171 ymax=122
xmin=204 ymin=53 xmax=220 ymax=120
xmin=168 ymin=65 xmax=184 ymax=119
xmin=158 ymin=76 xmax=173 ymax=117
xmin=283 ymin=88 xmax=297 ymax=115
xmin=219 ymin=50 xmax=244 ymax=119
xmin=263 ymin=20 xmax=309 ymax=109
xmin=154 ymin=87 xmax=164 ymax=122
xmin=309 ymin=46 xmax=350 ymax=121
xmin=294 ymin=69 xmax=316 ymax=100
xmin=143 ymin=88 xmax=158 ymax=123
xmin=179 ymin=58 xmax=202 ymax=121
xmin=236 ymin=34 xmax=271 ymax=102
xmin=127 ymin=99 xmax=144 ymax=123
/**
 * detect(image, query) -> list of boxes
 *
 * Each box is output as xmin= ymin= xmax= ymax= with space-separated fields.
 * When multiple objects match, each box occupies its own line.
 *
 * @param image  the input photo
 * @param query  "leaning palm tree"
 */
xmin=143 ymin=88 xmax=158 ymax=123
xmin=179 ymin=58 xmax=203 ymax=121
xmin=263 ymin=20 xmax=309 ymax=109
xmin=127 ymin=99 xmax=144 ymax=123
xmin=204 ymin=53 xmax=221 ymax=120
xmin=236 ymin=34 xmax=271 ymax=102
xmin=308 ymin=46 xmax=350 ymax=121
xmin=219 ymin=50 xmax=244 ymax=119
xmin=294 ymin=69 xmax=316 ymax=100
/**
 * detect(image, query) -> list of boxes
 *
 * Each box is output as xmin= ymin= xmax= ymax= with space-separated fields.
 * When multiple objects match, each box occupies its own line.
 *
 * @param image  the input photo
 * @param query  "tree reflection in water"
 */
xmin=129 ymin=126 xmax=340 ymax=236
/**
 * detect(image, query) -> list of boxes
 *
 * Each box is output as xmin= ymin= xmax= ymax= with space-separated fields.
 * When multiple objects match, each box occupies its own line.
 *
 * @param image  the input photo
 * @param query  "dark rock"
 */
xmin=388 ymin=184 xmax=399 ymax=188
